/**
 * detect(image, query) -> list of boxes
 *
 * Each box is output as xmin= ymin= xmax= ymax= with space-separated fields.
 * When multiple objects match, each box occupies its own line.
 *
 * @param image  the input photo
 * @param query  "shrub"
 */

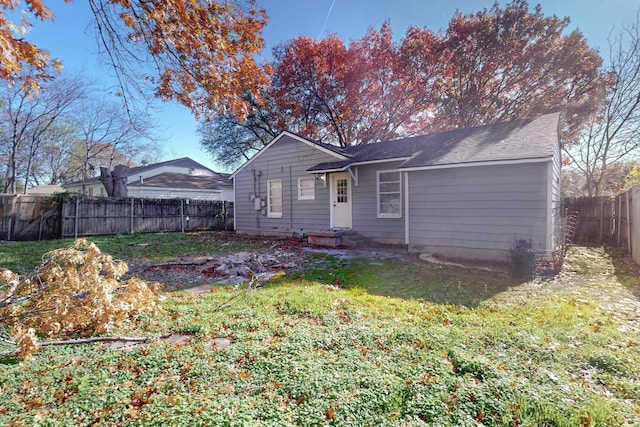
xmin=509 ymin=240 xmax=535 ymax=279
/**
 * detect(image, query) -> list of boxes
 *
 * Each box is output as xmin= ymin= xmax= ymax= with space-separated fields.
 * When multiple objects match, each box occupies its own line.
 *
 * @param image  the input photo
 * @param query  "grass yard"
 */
xmin=1 ymin=232 xmax=639 ymax=426
xmin=295 ymin=255 xmax=515 ymax=306
xmin=0 ymin=232 xmax=272 ymax=272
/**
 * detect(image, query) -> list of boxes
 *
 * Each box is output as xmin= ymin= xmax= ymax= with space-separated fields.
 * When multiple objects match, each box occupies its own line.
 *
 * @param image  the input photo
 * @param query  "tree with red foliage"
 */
xmin=435 ymin=0 xmax=604 ymax=143
xmin=199 ymin=22 xmax=443 ymax=158
xmin=200 ymin=1 xmax=605 ymax=165
xmin=269 ymin=23 xmax=442 ymax=146
xmin=270 ymin=34 xmax=352 ymax=145
xmin=346 ymin=22 xmax=443 ymax=143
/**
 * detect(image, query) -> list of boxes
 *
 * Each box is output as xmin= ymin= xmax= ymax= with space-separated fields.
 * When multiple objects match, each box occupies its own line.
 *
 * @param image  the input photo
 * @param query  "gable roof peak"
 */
xmin=230 ymin=130 xmax=349 ymax=178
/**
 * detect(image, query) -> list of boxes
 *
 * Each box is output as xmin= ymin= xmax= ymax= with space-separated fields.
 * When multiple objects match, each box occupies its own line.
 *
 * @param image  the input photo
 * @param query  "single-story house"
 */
xmin=26 ymin=184 xmax=64 ymax=196
xmin=64 ymin=157 xmax=233 ymax=201
xmin=231 ymin=112 xmax=562 ymax=263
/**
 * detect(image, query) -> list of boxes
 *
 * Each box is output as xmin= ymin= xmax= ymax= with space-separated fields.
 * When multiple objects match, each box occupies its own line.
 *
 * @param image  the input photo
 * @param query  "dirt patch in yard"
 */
xmin=126 ymin=237 xmax=405 ymax=290
xmin=127 ymin=239 xmax=306 ymax=289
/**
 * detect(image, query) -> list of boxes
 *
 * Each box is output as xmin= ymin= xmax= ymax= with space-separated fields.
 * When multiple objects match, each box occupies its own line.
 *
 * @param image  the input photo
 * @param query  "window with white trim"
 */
xmin=267 ymin=179 xmax=282 ymax=218
xmin=377 ymin=171 xmax=402 ymax=218
xmin=298 ymin=176 xmax=315 ymax=200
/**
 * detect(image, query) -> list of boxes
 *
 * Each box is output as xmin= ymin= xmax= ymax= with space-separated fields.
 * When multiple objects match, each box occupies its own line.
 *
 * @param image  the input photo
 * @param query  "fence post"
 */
xmin=12 ymin=196 xmax=23 ymax=240
xmin=6 ymin=195 xmax=15 ymax=240
xmin=180 ymin=199 xmax=184 ymax=233
xmin=38 ymin=214 xmax=44 ymax=241
xmin=224 ymin=201 xmax=228 ymax=231
xmin=599 ymin=197 xmax=604 ymax=241
xmin=130 ymin=198 xmax=135 ymax=234
xmin=74 ymin=196 xmax=80 ymax=239
xmin=617 ymin=195 xmax=622 ymax=246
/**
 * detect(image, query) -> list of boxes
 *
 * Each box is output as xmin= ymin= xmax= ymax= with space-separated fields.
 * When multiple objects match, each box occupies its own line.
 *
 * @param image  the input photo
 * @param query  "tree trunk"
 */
xmin=99 ymin=165 xmax=129 ymax=197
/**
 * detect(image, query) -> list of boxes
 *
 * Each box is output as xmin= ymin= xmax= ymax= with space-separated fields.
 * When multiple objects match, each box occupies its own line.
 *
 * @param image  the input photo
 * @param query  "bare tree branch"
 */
xmin=565 ymin=9 xmax=640 ymax=196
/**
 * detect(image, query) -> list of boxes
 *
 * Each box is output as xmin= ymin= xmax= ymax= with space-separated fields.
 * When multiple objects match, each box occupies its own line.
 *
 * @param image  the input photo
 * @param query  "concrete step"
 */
xmin=341 ymin=233 xmax=371 ymax=248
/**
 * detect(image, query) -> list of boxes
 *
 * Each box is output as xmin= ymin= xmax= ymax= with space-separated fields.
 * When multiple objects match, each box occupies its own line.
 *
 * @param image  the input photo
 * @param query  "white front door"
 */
xmin=331 ymin=172 xmax=352 ymax=229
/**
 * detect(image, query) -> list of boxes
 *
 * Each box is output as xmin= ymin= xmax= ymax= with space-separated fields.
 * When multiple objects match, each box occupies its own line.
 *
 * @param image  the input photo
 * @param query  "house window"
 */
xmin=377 ymin=171 xmax=402 ymax=218
xmin=267 ymin=179 xmax=282 ymax=218
xmin=298 ymin=177 xmax=315 ymax=200
xmin=336 ymin=178 xmax=348 ymax=203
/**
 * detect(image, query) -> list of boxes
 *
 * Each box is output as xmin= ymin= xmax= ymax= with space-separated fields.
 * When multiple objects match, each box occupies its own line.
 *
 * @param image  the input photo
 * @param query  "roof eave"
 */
xmin=399 ymin=156 xmax=553 ymax=172
xmin=307 ymin=157 xmax=410 ymax=173
xmin=307 ymin=167 xmax=349 ymax=173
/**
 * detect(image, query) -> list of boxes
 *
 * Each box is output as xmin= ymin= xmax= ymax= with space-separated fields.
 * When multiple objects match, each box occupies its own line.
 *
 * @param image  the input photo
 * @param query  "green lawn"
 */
xmin=295 ymin=255 xmax=516 ymax=306
xmin=0 ymin=231 xmax=269 ymax=272
xmin=1 ymin=233 xmax=639 ymax=426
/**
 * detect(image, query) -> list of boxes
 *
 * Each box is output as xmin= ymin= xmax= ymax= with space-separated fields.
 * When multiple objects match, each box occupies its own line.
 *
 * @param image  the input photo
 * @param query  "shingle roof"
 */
xmin=127 ymin=172 xmax=231 ymax=190
xmin=284 ymin=131 xmax=352 ymax=158
xmin=307 ymin=160 xmax=353 ymax=172
xmin=65 ymin=157 xmax=218 ymax=186
xmin=308 ymin=113 xmax=560 ymax=172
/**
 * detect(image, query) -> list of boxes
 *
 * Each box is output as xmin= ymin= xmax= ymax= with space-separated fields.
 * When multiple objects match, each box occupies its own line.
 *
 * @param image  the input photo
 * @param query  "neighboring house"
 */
xmin=26 ymin=184 xmax=64 ymax=196
xmin=64 ymin=157 xmax=233 ymax=201
xmin=231 ymin=113 xmax=562 ymax=263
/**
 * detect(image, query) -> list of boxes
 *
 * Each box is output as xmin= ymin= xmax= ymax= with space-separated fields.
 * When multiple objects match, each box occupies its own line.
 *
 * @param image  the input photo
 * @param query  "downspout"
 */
xmin=546 ymin=161 xmax=553 ymax=256
xmin=253 ymin=169 xmax=260 ymax=229
xmin=404 ymin=172 xmax=410 ymax=245
xmin=289 ymin=165 xmax=293 ymax=229
xmin=233 ymin=175 xmax=236 ymax=231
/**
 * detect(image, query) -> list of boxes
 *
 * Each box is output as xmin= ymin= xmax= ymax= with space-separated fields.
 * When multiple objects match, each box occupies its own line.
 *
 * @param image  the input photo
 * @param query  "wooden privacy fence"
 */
xmin=563 ymin=196 xmax=615 ymax=243
xmin=565 ymin=189 xmax=640 ymax=264
xmin=0 ymin=195 xmax=62 ymax=241
xmin=0 ymin=195 xmax=234 ymax=241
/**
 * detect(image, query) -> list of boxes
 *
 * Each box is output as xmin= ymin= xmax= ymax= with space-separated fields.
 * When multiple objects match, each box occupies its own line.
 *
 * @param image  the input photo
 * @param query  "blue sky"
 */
xmin=16 ymin=0 xmax=640 ymax=172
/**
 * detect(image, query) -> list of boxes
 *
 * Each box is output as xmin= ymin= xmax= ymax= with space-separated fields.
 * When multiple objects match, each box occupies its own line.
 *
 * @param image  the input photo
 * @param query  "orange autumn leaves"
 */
xmin=2 ymin=0 xmax=605 ymax=141
xmin=0 ymin=0 xmax=269 ymax=119
xmin=0 ymin=0 xmax=65 ymax=92
xmin=268 ymin=2 xmax=603 ymax=147
xmin=112 ymin=0 xmax=269 ymax=119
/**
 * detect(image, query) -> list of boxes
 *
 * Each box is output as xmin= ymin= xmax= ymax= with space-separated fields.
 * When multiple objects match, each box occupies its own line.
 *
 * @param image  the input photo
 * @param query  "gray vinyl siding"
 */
xmin=351 ymin=162 xmax=405 ymax=241
xmin=233 ymin=135 xmax=337 ymax=232
xmin=407 ymin=162 xmax=550 ymax=258
xmin=550 ymin=138 xmax=562 ymax=251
